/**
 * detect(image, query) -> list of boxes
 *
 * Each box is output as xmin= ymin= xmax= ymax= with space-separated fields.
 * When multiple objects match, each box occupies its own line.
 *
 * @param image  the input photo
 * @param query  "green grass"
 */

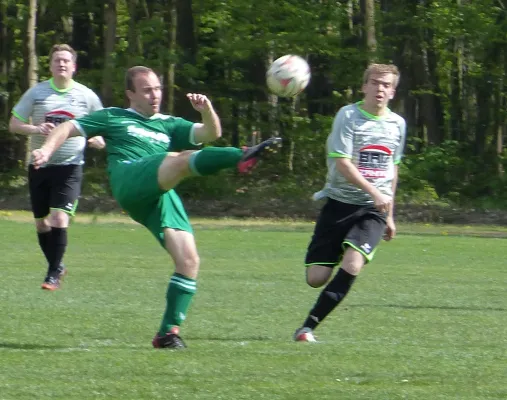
xmin=0 ymin=216 xmax=506 ymax=400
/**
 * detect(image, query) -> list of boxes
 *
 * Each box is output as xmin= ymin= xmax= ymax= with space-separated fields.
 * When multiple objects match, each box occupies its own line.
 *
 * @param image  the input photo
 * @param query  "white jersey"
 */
xmin=314 ymin=102 xmax=406 ymax=205
xmin=12 ymin=78 xmax=103 ymax=166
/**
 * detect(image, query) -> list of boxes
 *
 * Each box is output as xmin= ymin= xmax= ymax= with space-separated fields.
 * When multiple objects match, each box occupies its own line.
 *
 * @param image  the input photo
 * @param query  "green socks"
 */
xmin=159 ymin=273 xmax=197 ymax=334
xmin=189 ymin=147 xmax=243 ymax=176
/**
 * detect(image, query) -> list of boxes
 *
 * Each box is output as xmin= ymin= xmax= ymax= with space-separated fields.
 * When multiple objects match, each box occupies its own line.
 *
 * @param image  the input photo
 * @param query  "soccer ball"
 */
xmin=266 ymin=55 xmax=311 ymax=98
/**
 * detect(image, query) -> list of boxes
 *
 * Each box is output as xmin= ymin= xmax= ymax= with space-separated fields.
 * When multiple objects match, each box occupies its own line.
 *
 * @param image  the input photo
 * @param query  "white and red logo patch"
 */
xmin=358 ymin=144 xmax=392 ymax=179
xmin=45 ymin=110 xmax=75 ymax=126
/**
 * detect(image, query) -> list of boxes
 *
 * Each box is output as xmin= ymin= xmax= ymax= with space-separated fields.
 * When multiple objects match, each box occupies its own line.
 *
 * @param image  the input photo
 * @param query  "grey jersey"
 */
xmin=12 ymin=78 xmax=103 ymax=166
xmin=314 ymin=102 xmax=406 ymax=205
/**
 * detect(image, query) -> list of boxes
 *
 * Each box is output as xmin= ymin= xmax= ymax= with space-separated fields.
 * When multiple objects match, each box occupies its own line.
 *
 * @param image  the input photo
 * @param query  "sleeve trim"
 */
xmin=11 ymin=110 xmax=28 ymax=123
xmin=328 ymin=152 xmax=352 ymax=159
xmin=189 ymin=123 xmax=202 ymax=146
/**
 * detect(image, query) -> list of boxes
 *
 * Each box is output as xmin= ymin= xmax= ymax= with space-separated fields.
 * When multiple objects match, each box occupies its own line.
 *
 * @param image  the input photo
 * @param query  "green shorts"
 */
xmin=108 ymin=153 xmax=192 ymax=247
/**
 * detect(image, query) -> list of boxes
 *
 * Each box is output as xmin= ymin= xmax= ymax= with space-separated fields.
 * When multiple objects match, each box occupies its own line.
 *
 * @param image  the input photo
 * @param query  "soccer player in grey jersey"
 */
xmin=9 ymin=44 xmax=104 ymax=291
xmin=294 ymin=64 xmax=406 ymax=342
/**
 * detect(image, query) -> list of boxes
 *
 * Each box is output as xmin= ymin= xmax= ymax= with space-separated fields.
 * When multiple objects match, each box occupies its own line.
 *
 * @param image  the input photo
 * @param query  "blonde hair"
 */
xmin=49 ymin=44 xmax=77 ymax=62
xmin=363 ymin=64 xmax=400 ymax=88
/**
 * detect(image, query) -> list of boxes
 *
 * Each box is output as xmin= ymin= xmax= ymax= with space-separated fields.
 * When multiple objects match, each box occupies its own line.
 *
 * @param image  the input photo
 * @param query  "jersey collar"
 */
xmin=356 ymin=101 xmax=391 ymax=120
xmin=49 ymin=78 xmax=75 ymax=93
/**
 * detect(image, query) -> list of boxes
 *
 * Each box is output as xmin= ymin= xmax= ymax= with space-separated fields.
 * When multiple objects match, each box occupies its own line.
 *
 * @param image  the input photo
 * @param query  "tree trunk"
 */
xmin=71 ymin=4 xmax=93 ymax=69
xmin=165 ymin=0 xmax=176 ymax=115
xmin=27 ymin=0 xmax=37 ymax=88
xmin=363 ymin=0 xmax=377 ymax=61
xmin=449 ymin=34 xmax=464 ymax=142
xmin=101 ymin=0 xmax=116 ymax=106
xmin=126 ymin=0 xmax=144 ymax=65
xmin=24 ymin=0 xmax=38 ymax=168
xmin=0 ymin=0 xmax=9 ymax=121
xmin=173 ymin=0 xmax=196 ymax=119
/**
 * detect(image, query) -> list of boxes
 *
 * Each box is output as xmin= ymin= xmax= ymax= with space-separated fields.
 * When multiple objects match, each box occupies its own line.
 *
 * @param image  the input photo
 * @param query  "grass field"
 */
xmin=0 ymin=213 xmax=506 ymax=400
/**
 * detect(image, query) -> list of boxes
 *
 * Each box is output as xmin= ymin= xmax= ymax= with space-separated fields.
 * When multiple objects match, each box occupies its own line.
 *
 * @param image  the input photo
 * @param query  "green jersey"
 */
xmin=71 ymin=107 xmax=197 ymax=171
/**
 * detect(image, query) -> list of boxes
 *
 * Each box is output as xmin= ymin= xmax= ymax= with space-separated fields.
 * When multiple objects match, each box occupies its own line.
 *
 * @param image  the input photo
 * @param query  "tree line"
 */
xmin=1 ymin=0 xmax=507 ymax=208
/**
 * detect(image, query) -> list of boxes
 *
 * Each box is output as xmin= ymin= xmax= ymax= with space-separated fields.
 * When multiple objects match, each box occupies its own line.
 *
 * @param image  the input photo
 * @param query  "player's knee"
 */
xmin=49 ymin=211 xmax=69 ymax=228
xmin=341 ymin=248 xmax=366 ymax=275
xmin=176 ymin=254 xmax=200 ymax=276
xmin=34 ymin=218 xmax=50 ymax=232
xmin=306 ymin=265 xmax=333 ymax=288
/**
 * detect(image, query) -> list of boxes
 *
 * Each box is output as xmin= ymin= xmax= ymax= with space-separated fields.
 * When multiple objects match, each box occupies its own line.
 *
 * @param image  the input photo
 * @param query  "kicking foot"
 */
xmin=238 ymin=136 xmax=283 ymax=173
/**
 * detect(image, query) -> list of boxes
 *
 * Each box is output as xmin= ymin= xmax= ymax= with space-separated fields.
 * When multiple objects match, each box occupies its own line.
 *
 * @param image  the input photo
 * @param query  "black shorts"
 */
xmin=28 ymin=164 xmax=83 ymax=219
xmin=305 ymin=198 xmax=387 ymax=267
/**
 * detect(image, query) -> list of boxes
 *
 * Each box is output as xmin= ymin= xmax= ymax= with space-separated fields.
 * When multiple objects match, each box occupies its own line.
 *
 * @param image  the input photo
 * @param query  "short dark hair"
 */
xmin=363 ymin=64 xmax=401 ymax=88
xmin=49 ymin=44 xmax=77 ymax=62
xmin=125 ymin=66 xmax=156 ymax=92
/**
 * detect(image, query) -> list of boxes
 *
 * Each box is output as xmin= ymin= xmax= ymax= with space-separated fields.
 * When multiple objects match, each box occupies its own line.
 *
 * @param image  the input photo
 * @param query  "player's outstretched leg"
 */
xmin=238 ymin=136 xmax=283 ymax=173
xmin=158 ymin=136 xmax=283 ymax=191
xmin=186 ymin=136 xmax=283 ymax=176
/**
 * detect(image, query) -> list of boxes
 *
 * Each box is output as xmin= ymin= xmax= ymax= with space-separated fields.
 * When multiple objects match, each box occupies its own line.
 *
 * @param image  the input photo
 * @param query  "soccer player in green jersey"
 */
xmin=31 ymin=65 xmax=282 ymax=349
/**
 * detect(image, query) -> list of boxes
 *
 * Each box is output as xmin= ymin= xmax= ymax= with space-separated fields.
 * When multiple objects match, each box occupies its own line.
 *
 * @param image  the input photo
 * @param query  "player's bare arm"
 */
xmin=335 ymin=158 xmax=392 ymax=213
xmin=87 ymin=136 xmax=106 ymax=150
xmin=32 ymin=121 xmax=80 ymax=168
xmin=187 ymin=93 xmax=222 ymax=143
xmin=9 ymin=115 xmax=55 ymax=136
xmin=384 ymin=165 xmax=399 ymax=241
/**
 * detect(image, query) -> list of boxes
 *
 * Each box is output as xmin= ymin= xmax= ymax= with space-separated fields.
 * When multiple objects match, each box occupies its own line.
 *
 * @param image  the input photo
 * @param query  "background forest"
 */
xmin=1 ymin=0 xmax=507 ymax=215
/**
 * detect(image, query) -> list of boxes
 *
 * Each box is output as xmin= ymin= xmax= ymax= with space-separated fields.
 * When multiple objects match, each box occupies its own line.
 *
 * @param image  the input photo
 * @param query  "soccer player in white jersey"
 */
xmin=9 ymin=44 xmax=104 ymax=291
xmin=293 ymin=64 xmax=406 ymax=342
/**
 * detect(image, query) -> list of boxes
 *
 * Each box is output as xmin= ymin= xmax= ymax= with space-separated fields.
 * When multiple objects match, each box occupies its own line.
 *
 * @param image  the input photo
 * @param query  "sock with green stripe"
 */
xmin=189 ymin=147 xmax=243 ymax=176
xmin=159 ymin=273 xmax=197 ymax=335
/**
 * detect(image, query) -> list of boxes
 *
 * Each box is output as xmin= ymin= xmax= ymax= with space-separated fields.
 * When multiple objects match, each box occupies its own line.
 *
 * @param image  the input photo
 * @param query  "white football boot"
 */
xmin=293 ymin=327 xmax=317 ymax=342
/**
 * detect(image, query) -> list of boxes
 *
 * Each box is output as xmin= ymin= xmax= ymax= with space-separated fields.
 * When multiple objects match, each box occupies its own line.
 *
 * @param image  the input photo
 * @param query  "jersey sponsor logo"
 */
xmin=45 ymin=110 xmax=76 ymax=125
xmin=358 ymin=144 xmax=392 ymax=179
xmin=126 ymin=125 xmax=170 ymax=144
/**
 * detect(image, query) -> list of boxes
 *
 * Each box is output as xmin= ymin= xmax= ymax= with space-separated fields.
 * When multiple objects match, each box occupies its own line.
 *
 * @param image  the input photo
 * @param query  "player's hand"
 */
xmin=384 ymin=216 xmax=396 ymax=241
xmin=88 ymin=136 xmax=106 ymax=150
xmin=187 ymin=93 xmax=212 ymax=113
xmin=36 ymin=122 xmax=56 ymax=136
xmin=32 ymin=148 xmax=50 ymax=169
xmin=372 ymin=191 xmax=392 ymax=214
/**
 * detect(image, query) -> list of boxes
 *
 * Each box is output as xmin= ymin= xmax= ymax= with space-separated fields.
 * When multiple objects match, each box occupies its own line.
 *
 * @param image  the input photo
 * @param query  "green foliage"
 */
xmin=3 ymin=0 xmax=507 ymax=211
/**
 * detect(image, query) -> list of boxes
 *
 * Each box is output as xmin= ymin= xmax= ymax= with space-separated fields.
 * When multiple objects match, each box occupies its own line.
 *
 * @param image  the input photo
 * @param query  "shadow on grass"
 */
xmin=185 ymin=335 xmax=271 ymax=341
xmin=349 ymin=304 xmax=507 ymax=312
xmin=0 ymin=342 xmax=72 ymax=350
xmin=401 ymin=231 xmax=507 ymax=239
